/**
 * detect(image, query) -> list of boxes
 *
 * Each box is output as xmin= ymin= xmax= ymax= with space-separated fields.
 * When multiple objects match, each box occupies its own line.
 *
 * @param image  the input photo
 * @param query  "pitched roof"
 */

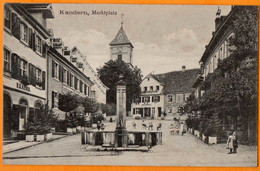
xmin=109 ymin=25 xmax=134 ymax=48
xmin=153 ymin=68 xmax=200 ymax=94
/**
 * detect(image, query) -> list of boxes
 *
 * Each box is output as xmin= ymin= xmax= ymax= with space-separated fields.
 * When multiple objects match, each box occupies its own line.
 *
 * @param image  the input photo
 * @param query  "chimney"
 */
xmin=182 ymin=65 xmax=186 ymax=72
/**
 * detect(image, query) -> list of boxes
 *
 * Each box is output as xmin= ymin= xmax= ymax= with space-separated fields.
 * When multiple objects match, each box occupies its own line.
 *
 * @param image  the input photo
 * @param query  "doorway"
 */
xmin=3 ymin=93 xmax=12 ymax=138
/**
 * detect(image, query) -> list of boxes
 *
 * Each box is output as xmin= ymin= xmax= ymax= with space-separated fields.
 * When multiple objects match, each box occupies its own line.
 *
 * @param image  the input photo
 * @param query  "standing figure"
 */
xmin=132 ymin=121 xmax=137 ymax=129
xmin=149 ymin=122 xmax=153 ymax=130
xmin=227 ymin=131 xmax=238 ymax=154
xmin=142 ymin=120 xmax=147 ymax=129
xmin=179 ymin=122 xmax=184 ymax=135
xmin=157 ymin=123 xmax=162 ymax=131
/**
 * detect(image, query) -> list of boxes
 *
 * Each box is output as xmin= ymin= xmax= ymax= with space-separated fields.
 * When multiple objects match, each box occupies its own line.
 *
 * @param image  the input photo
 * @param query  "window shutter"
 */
xmin=67 ymin=71 xmax=70 ymax=86
xmin=32 ymin=31 xmax=36 ymax=51
xmin=158 ymin=96 xmax=160 ymax=102
xmin=52 ymin=60 xmax=55 ymax=78
xmin=59 ymin=65 xmax=62 ymax=81
xmin=11 ymin=54 xmax=18 ymax=79
xmin=52 ymin=92 xmax=54 ymax=108
xmin=28 ymin=63 xmax=33 ymax=83
xmin=32 ymin=65 xmax=36 ymax=86
xmin=42 ymin=71 xmax=46 ymax=90
xmin=28 ymin=28 xmax=33 ymax=48
xmin=152 ymin=96 xmax=154 ymax=102
xmin=61 ymin=67 xmax=64 ymax=83
xmin=11 ymin=13 xmax=20 ymax=39
xmin=42 ymin=41 xmax=46 ymax=58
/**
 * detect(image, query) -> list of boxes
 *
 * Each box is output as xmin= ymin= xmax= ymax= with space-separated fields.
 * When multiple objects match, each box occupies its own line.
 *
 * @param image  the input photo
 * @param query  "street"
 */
xmin=3 ymin=119 xmax=257 ymax=167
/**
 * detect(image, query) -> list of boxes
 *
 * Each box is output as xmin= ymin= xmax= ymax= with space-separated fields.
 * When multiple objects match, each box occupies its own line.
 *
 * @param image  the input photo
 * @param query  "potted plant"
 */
xmin=204 ymin=124 xmax=217 ymax=145
xmin=32 ymin=105 xmax=57 ymax=141
xmin=25 ymin=117 xmax=35 ymax=142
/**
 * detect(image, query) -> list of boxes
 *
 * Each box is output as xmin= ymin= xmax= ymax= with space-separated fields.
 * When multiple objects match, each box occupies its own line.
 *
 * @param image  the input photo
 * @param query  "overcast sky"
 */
xmin=47 ymin=4 xmax=231 ymax=77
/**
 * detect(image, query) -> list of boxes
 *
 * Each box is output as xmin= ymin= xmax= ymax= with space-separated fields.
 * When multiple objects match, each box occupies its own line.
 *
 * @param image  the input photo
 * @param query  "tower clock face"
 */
xmin=118 ymin=34 xmax=123 ymax=42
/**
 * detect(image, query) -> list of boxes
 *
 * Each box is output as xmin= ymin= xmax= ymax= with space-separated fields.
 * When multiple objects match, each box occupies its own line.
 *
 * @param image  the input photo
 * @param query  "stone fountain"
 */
xmin=81 ymin=75 xmax=162 ymax=151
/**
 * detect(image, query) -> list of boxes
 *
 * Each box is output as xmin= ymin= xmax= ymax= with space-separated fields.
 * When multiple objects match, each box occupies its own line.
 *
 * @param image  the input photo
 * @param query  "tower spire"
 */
xmin=121 ymin=13 xmax=124 ymax=26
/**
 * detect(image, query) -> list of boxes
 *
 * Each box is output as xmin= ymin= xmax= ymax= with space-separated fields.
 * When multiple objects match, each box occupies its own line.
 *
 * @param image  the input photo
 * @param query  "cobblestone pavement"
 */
xmin=3 ymin=119 xmax=257 ymax=167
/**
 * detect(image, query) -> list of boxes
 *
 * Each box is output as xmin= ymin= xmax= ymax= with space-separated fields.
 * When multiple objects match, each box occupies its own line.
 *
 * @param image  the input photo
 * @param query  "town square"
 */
xmin=2 ymin=3 xmax=259 ymax=166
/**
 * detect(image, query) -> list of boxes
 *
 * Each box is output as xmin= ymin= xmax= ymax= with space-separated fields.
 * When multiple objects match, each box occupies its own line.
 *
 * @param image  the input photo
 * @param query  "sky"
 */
xmin=47 ymin=4 xmax=231 ymax=77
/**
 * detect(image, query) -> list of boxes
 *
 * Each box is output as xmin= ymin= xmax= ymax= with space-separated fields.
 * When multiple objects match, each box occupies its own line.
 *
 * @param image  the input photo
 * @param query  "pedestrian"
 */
xmin=157 ymin=122 xmax=162 ymax=131
xmin=179 ymin=122 xmax=184 ymax=135
xmin=97 ymin=121 xmax=101 ymax=131
xmin=226 ymin=131 xmax=238 ymax=154
xmin=233 ymin=131 xmax=238 ymax=153
xmin=149 ymin=122 xmax=153 ymax=130
xmin=132 ymin=121 xmax=136 ymax=129
xmin=169 ymin=124 xmax=174 ymax=135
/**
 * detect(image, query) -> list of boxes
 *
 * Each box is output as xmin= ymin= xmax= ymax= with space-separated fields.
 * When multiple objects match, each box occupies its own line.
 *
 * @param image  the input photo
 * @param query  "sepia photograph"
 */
xmin=2 ymin=3 xmax=259 ymax=167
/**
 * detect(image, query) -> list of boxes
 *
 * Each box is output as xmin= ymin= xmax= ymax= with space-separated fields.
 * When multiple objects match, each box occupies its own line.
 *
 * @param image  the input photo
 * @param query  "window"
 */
xmin=118 ymin=54 xmax=122 ymax=61
xmin=167 ymin=94 xmax=173 ymax=103
xmin=74 ymin=77 xmax=78 ymax=90
xmin=20 ymin=60 xmax=28 ymax=76
xmin=144 ymin=87 xmax=147 ymax=92
xmin=4 ymin=5 xmax=11 ymax=30
xmin=52 ymin=91 xmax=58 ymax=109
xmin=20 ymin=23 xmax=28 ymax=43
xmin=176 ymin=94 xmax=183 ymax=103
xmin=70 ymin=74 xmax=74 ymax=88
xmin=144 ymin=96 xmax=150 ymax=103
xmin=84 ymin=84 xmax=87 ymax=95
xmin=4 ymin=48 xmax=11 ymax=72
xmin=79 ymin=80 xmax=83 ymax=93
xmin=156 ymin=86 xmax=159 ymax=91
xmin=150 ymin=86 xmax=153 ymax=91
xmin=36 ymin=68 xmax=41 ymax=81
xmin=155 ymin=96 xmax=160 ymax=102
xmin=52 ymin=60 xmax=58 ymax=79
xmin=219 ymin=47 xmax=223 ymax=60
xmin=63 ymin=68 xmax=67 ymax=84
xmin=213 ymin=55 xmax=217 ymax=70
xmin=36 ymin=35 xmax=42 ymax=54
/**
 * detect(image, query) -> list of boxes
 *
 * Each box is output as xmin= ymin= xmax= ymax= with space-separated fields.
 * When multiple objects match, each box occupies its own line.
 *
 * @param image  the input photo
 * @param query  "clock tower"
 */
xmin=109 ymin=21 xmax=134 ymax=65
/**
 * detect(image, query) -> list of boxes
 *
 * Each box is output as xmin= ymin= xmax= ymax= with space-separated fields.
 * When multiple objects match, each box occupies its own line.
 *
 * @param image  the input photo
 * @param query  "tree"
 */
xmin=58 ymin=92 xmax=79 ymax=118
xmin=81 ymin=97 xmax=99 ymax=114
xmin=97 ymin=59 xmax=142 ymax=111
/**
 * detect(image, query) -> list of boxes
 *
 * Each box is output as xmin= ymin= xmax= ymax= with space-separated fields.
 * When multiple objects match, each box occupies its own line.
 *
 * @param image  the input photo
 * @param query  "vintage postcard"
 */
xmin=2 ymin=3 xmax=259 ymax=167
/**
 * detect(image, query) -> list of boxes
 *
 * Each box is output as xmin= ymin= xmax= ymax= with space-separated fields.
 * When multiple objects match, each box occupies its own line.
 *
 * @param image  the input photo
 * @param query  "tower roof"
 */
xmin=109 ymin=26 xmax=134 ymax=48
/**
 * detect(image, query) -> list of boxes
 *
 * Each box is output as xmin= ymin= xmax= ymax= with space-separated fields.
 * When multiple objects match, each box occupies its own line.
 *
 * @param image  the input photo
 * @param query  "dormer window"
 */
xmin=144 ymin=87 xmax=147 ymax=92
xmin=71 ymin=57 xmax=77 ymax=63
xmin=156 ymin=86 xmax=160 ymax=91
xmin=150 ymin=86 xmax=153 ymax=91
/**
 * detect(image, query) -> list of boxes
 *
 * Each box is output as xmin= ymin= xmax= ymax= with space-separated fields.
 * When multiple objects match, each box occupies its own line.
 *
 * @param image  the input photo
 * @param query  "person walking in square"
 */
xmin=227 ymin=131 xmax=238 ymax=154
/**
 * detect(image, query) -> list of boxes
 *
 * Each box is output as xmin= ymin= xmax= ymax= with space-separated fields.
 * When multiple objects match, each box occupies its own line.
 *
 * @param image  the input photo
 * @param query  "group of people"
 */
xmin=131 ymin=120 xmax=162 ymax=131
xmin=169 ymin=122 xmax=185 ymax=135
xmin=226 ymin=131 xmax=238 ymax=154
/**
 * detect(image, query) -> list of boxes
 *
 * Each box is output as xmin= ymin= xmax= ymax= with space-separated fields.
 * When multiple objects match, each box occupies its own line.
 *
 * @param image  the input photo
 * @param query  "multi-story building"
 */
xmin=69 ymin=47 xmax=108 ymax=104
xmin=192 ymin=6 xmax=258 ymax=142
xmin=3 ymin=3 xmax=54 ymax=139
xmin=47 ymin=39 xmax=94 ymax=122
xmin=131 ymin=66 xmax=200 ymax=119
xmin=193 ymin=7 xmax=235 ymax=99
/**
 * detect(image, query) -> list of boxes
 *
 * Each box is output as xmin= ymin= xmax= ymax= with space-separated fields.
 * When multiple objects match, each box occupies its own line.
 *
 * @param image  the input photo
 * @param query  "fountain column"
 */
xmin=114 ymin=75 xmax=128 ymax=148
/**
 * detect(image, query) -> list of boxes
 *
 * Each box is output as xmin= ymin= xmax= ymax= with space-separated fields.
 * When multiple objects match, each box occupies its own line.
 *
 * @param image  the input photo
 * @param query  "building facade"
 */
xmin=131 ymin=74 xmax=165 ymax=118
xmin=69 ymin=47 xmax=108 ymax=104
xmin=192 ymin=6 xmax=258 ymax=143
xmin=3 ymin=3 xmax=54 ymax=139
xmin=47 ymin=44 xmax=94 ymax=122
xmin=131 ymin=66 xmax=200 ymax=119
